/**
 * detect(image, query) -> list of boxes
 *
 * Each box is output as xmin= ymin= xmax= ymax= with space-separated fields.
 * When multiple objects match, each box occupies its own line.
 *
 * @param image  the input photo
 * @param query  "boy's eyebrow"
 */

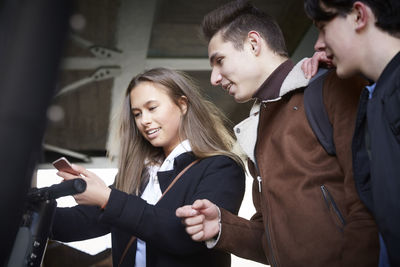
xmin=209 ymin=52 xmax=219 ymax=66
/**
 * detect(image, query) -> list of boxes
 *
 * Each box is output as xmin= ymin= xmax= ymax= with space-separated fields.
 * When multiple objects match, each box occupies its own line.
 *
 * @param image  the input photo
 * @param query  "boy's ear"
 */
xmin=352 ymin=1 xmax=371 ymax=31
xmin=248 ymin=31 xmax=262 ymax=55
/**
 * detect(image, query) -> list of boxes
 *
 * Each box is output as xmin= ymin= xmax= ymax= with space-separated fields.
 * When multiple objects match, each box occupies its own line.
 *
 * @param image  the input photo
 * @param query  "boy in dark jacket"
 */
xmin=303 ymin=0 xmax=400 ymax=266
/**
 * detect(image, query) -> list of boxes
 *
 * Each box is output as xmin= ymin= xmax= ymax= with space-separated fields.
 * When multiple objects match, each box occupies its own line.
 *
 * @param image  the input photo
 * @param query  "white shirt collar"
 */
xmin=159 ymin=139 xmax=192 ymax=172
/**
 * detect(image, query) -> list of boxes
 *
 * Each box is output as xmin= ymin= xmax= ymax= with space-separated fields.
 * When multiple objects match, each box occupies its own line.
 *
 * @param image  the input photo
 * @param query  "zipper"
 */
xmin=252 ymin=106 xmax=278 ymax=266
xmin=320 ymin=185 xmax=346 ymax=227
xmin=264 ymin=220 xmax=278 ymax=267
xmin=254 ymin=160 xmax=278 ymax=267
xmin=257 ymin=176 xmax=262 ymax=192
xmin=253 ymin=159 xmax=262 ymax=193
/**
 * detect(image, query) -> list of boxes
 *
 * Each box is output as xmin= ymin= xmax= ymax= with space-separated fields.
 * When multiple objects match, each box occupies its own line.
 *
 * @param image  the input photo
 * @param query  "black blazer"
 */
xmin=52 ymin=152 xmax=245 ymax=267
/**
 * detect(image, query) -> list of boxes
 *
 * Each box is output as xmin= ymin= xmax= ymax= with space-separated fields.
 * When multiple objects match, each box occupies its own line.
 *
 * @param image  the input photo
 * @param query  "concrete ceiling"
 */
xmin=41 ymin=0 xmax=316 ymax=165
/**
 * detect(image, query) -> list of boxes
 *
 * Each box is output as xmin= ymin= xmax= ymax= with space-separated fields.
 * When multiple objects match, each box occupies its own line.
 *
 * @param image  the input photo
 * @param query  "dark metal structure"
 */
xmin=0 ymin=0 xmax=71 ymax=264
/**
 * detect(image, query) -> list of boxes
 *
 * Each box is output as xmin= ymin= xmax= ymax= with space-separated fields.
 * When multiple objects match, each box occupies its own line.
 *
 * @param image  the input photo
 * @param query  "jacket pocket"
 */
xmin=320 ymin=185 xmax=346 ymax=231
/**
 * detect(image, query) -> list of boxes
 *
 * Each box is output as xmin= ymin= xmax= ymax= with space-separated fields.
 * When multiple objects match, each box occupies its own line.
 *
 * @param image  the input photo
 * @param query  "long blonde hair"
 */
xmin=114 ymin=68 xmax=243 ymax=195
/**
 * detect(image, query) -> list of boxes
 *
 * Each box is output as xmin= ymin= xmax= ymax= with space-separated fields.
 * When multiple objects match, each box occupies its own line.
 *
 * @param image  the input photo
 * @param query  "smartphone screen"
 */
xmin=52 ymin=157 xmax=80 ymax=176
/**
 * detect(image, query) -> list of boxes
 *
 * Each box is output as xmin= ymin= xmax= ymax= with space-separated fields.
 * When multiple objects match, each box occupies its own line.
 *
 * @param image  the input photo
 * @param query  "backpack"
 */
xmin=304 ymin=68 xmax=336 ymax=156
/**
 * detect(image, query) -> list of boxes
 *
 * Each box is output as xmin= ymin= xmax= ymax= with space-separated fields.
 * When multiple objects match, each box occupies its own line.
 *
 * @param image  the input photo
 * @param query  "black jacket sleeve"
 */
xmin=99 ymin=155 xmax=245 ymax=255
xmin=52 ymin=204 xmax=110 ymax=242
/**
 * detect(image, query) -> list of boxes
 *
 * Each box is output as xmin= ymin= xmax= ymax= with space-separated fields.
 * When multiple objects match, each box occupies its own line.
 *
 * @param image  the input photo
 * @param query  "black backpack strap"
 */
xmin=304 ymin=68 xmax=336 ymax=156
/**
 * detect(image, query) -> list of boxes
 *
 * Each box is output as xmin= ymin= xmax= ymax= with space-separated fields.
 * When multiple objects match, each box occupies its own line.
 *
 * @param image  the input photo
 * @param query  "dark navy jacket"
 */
xmin=52 ymin=153 xmax=245 ymax=267
xmin=352 ymin=52 xmax=400 ymax=266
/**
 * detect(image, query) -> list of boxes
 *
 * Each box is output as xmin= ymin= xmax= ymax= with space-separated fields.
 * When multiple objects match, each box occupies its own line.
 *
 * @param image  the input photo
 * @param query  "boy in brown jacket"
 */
xmin=176 ymin=1 xmax=379 ymax=266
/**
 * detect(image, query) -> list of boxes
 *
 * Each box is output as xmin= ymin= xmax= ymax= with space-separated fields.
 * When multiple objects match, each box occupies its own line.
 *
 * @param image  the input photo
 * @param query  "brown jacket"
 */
xmin=215 ymin=60 xmax=379 ymax=267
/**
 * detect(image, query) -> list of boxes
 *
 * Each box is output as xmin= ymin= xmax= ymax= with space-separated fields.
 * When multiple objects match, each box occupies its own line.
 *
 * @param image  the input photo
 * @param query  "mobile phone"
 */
xmin=52 ymin=157 xmax=80 ymax=176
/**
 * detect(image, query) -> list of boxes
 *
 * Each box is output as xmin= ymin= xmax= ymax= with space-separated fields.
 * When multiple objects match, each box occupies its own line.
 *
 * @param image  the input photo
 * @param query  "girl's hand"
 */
xmin=56 ymin=164 xmax=111 ymax=208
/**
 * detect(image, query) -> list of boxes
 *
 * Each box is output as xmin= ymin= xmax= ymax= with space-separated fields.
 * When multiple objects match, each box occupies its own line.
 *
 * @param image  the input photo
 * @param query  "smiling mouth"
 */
xmin=222 ymin=83 xmax=233 ymax=94
xmin=323 ymin=53 xmax=335 ymax=67
xmin=146 ymin=127 xmax=160 ymax=136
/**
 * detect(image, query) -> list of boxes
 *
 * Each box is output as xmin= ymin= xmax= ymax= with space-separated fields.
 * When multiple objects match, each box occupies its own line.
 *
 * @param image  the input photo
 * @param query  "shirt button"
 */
xmin=236 ymin=128 xmax=241 ymax=134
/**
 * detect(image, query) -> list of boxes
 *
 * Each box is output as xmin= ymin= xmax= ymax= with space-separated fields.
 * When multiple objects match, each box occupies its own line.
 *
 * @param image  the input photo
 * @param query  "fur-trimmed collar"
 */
xmin=235 ymin=58 xmax=312 ymax=162
xmin=279 ymin=58 xmax=310 ymax=97
xmin=248 ymin=58 xmax=311 ymax=116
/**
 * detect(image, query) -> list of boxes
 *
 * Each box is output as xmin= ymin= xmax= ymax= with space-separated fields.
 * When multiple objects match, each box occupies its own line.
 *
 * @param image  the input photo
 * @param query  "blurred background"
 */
xmin=41 ymin=0 xmax=317 ymax=165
